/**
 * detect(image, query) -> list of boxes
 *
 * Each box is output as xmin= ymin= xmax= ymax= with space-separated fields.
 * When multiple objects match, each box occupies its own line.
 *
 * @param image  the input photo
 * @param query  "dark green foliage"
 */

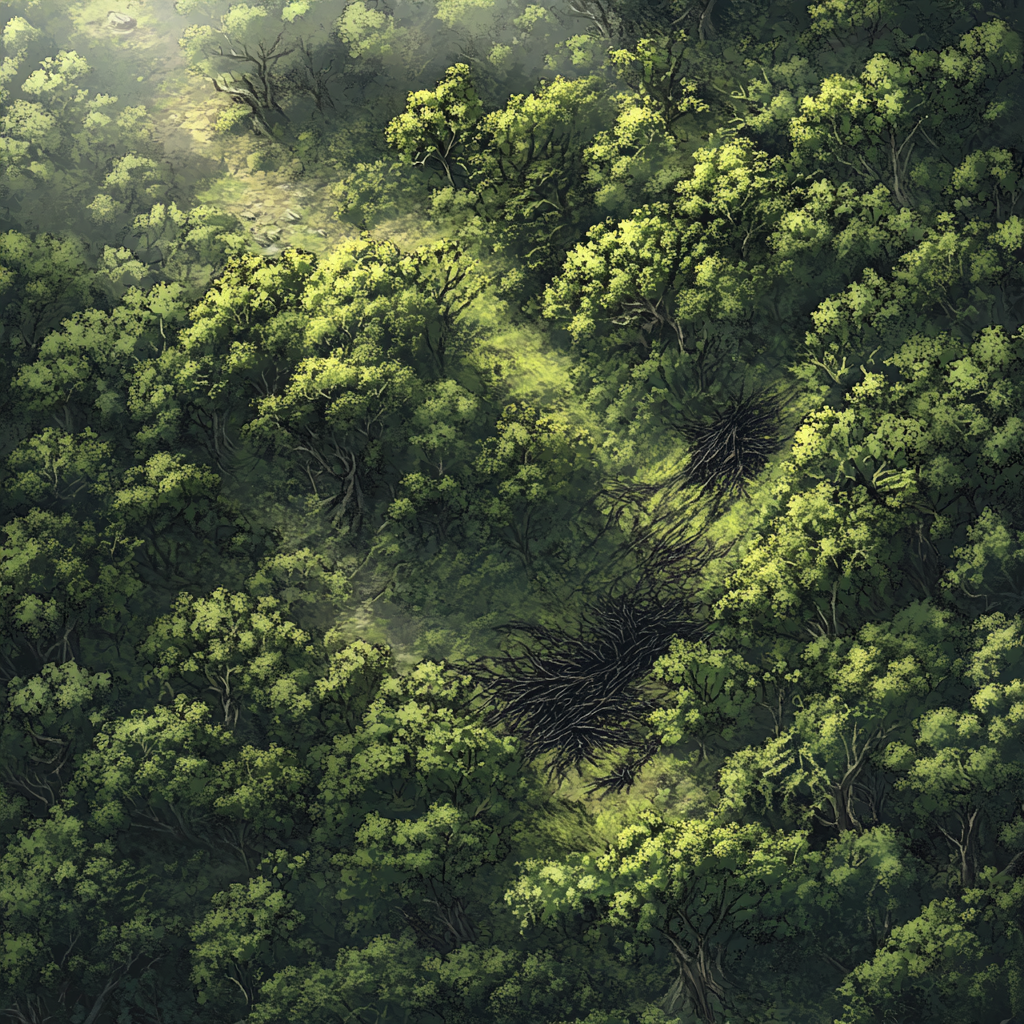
xmin=3 ymin=1 xmax=1024 ymax=1023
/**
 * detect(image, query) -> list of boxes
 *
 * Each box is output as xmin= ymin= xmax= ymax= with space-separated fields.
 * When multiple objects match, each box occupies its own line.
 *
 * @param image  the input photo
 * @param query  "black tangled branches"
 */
xmin=464 ymin=377 xmax=797 ymax=797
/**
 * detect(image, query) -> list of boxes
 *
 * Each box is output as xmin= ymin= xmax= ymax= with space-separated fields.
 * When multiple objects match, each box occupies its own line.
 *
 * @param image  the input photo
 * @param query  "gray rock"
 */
xmin=107 ymin=10 xmax=136 ymax=30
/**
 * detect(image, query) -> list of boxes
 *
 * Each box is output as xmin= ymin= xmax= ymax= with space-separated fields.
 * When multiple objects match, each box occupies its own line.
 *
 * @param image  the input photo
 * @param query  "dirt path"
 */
xmin=69 ymin=3 xmax=413 ymax=259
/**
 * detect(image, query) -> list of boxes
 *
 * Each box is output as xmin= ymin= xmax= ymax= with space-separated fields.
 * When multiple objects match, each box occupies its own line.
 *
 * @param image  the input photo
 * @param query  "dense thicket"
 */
xmin=2 ymin=0 xmax=1024 ymax=1022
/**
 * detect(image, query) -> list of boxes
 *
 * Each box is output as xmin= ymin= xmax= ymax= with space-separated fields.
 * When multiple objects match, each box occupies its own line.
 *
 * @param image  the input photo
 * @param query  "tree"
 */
xmin=554 ymin=0 xmax=715 ymax=44
xmin=208 ymin=28 xmax=297 ymax=140
xmin=607 ymin=28 xmax=712 ymax=131
xmin=833 ymin=887 xmax=1024 ymax=1024
xmin=466 ymin=585 xmax=707 ymax=791
xmin=644 ymin=636 xmax=763 ymax=766
xmin=0 ymin=40 xmax=160 ymax=235
xmin=10 ymin=280 xmax=192 ymax=459
xmin=505 ymin=809 xmax=811 ymax=1024
xmin=138 ymin=585 xmax=333 ymax=755
xmin=0 ymin=660 xmax=118 ymax=816
xmin=285 ymin=34 xmax=345 ymax=115
xmin=472 ymin=402 xmax=598 ymax=571
xmin=782 ymin=322 xmax=1024 ymax=619
xmin=385 ymin=63 xmax=485 ymax=191
xmin=714 ymin=600 xmax=963 ymax=841
xmin=0 ymin=230 xmax=100 ymax=358
xmin=465 ymin=72 xmax=617 ymax=266
xmin=108 ymin=452 xmax=243 ymax=590
xmin=542 ymin=136 xmax=800 ymax=398
xmin=786 ymin=20 xmax=1024 ymax=213
xmin=382 ymin=376 xmax=485 ymax=552
xmin=0 ymin=806 xmax=169 ymax=1024
xmin=0 ymin=508 xmax=142 ymax=684
xmin=580 ymin=93 xmax=698 ymax=218
xmin=177 ymin=5 xmax=300 ymax=140
xmin=129 ymin=202 xmax=259 ymax=300
xmin=388 ymin=65 xmax=618 ymax=275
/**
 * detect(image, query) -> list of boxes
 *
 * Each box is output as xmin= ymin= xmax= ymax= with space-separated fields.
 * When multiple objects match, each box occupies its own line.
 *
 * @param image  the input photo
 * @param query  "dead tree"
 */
xmin=287 ymin=36 xmax=344 ymax=114
xmin=465 ymin=585 xmax=707 ymax=792
xmin=211 ymin=77 xmax=277 ymax=139
xmin=208 ymin=29 xmax=295 ymax=136
xmin=674 ymin=379 xmax=798 ymax=512
xmin=556 ymin=0 xmax=719 ymax=42
xmin=597 ymin=467 xmax=726 ymax=594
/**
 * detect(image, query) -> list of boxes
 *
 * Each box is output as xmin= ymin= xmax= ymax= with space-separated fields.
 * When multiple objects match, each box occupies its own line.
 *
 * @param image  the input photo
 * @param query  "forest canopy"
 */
xmin=1 ymin=0 xmax=1024 ymax=1022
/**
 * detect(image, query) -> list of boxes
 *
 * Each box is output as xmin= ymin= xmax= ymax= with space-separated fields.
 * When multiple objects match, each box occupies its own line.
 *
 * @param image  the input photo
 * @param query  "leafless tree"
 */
xmin=287 ymin=36 xmax=344 ymax=114
xmin=208 ymin=29 xmax=295 ymax=137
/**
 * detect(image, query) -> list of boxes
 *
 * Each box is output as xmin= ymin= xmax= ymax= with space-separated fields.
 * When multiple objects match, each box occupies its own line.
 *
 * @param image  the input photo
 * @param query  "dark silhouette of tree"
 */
xmin=676 ymin=379 xmax=798 ymax=510
xmin=466 ymin=585 xmax=707 ymax=791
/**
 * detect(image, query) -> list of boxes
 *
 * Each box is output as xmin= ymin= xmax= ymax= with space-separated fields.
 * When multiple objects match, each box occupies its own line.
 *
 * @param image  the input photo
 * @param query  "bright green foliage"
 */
xmin=581 ymin=96 xmax=694 ymax=217
xmin=138 ymin=586 xmax=325 ymax=746
xmin=389 ymin=65 xmax=617 ymax=275
xmin=505 ymin=809 xmax=811 ymax=1023
xmin=795 ymin=202 xmax=1024 ymax=386
xmin=0 ymin=43 xmax=159 ymax=234
xmin=245 ymin=353 xmax=419 ymax=525
xmin=644 ymin=638 xmax=762 ymax=764
xmin=707 ymin=477 xmax=915 ymax=642
xmin=878 ymin=611 xmax=1024 ymax=887
xmin=714 ymin=600 xmax=961 ymax=836
xmin=176 ymin=3 xmax=283 ymax=83
xmin=91 ymin=244 xmax=155 ymax=306
xmin=376 ymin=378 xmax=607 ymax=636
xmin=383 ymin=377 xmax=486 ymax=551
xmin=0 ymin=805 xmax=170 ymax=1023
xmin=385 ymin=64 xmax=485 ymax=190
xmin=247 ymin=929 xmax=666 ymax=1024
xmin=11 ymin=281 xmax=192 ymax=448
xmin=834 ymin=886 xmax=1024 ymax=1024
xmin=108 ymin=453 xmax=239 ymax=588
xmin=544 ymin=137 xmax=796 ymax=348
xmin=740 ymin=824 xmax=929 ymax=1020
xmin=542 ymin=136 xmax=802 ymax=430
xmin=329 ymin=155 xmax=427 ymax=231
xmin=313 ymin=658 xmax=541 ymax=938
xmin=189 ymin=874 xmax=320 ymax=1008
xmin=0 ymin=229 xmax=105 ymax=464
xmin=472 ymin=402 xmax=598 ymax=570
xmin=243 ymin=545 xmax=353 ymax=618
xmin=55 ymin=606 xmax=642 ymax=1021
xmin=86 ymin=156 xmax=174 ymax=226
xmin=134 ymin=237 xmax=496 ymax=540
xmin=787 ymin=21 xmax=1023 ymax=211
xmin=334 ymin=0 xmax=401 ymax=61
xmin=130 ymin=202 xmax=259 ymax=298
xmin=0 ymin=660 xmax=117 ymax=819
xmin=5 ymin=426 xmax=115 ymax=507
xmin=522 ymin=595 xmax=1024 ymax=1022
xmin=778 ymin=323 xmax=1024 ymax=622
xmin=4 ymin=2 xmax=1024 ymax=1022
xmin=467 ymin=74 xmax=614 ymax=243
xmin=942 ymin=507 xmax=1024 ymax=616
xmin=229 ymin=653 xmax=658 ymax=1023
xmin=607 ymin=31 xmax=712 ymax=131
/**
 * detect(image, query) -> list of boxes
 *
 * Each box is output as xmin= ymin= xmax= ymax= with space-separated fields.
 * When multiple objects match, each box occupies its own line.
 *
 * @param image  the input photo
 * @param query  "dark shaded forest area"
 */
xmin=2 ymin=0 xmax=1024 ymax=1022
